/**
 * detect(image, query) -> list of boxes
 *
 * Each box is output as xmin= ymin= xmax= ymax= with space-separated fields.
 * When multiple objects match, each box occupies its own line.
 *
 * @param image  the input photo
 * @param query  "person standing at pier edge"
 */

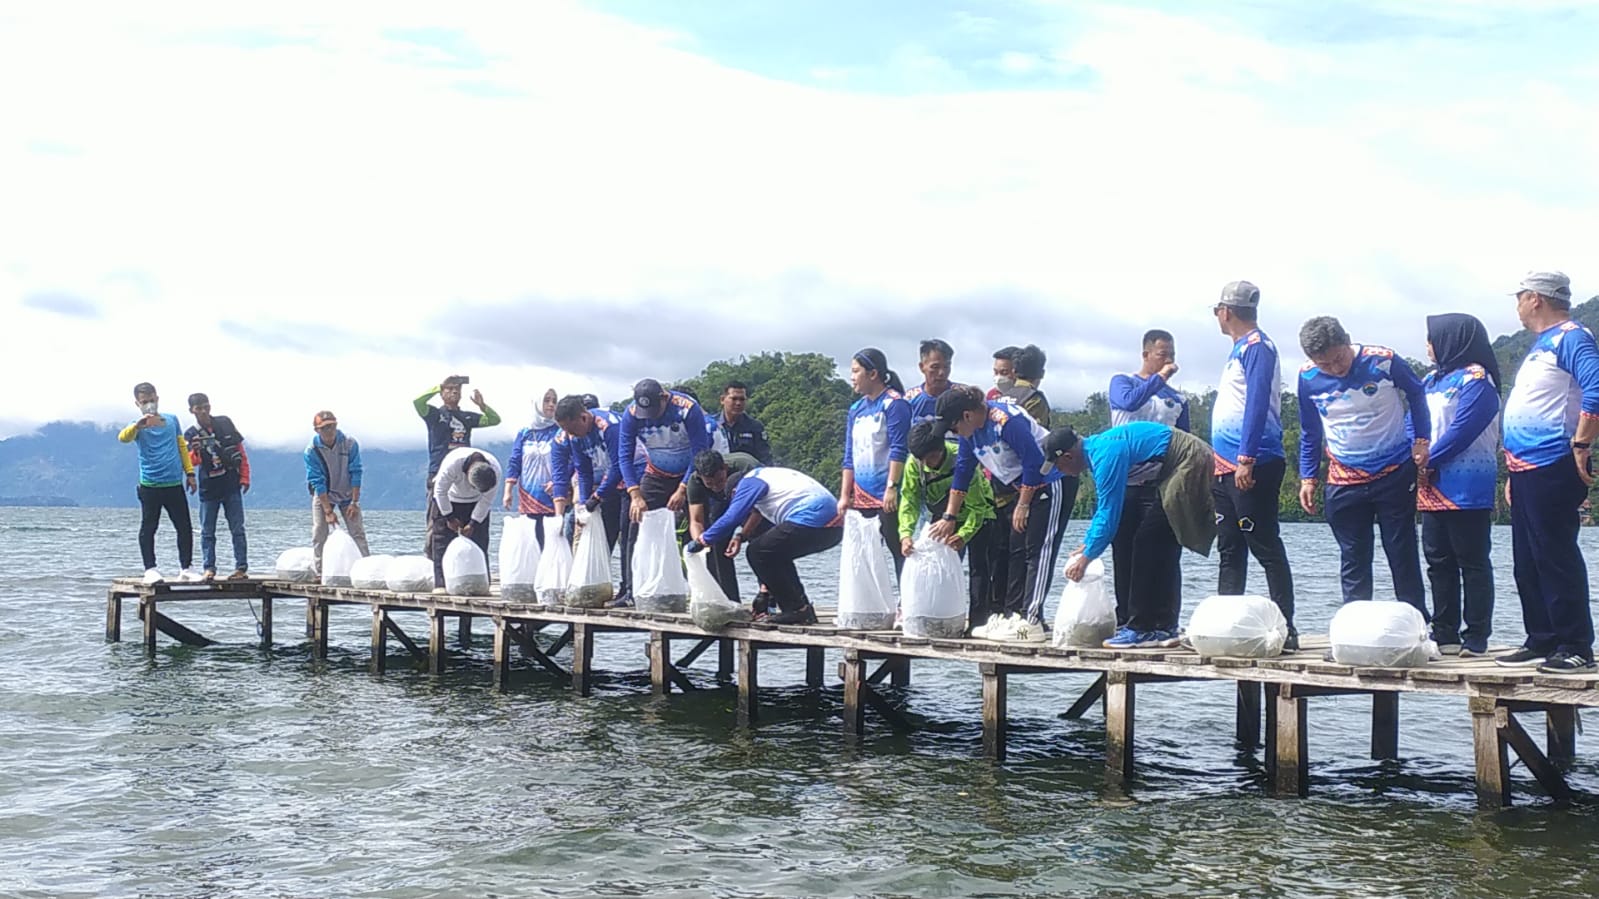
xmin=905 ymin=339 xmax=958 ymax=426
xmin=120 ymin=382 xmax=198 ymax=584
xmin=183 ymin=393 xmax=250 ymax=581
xmin=1296 ymin=317 xmax=1431 ymax=619
xmin=714 ymin=381 xmax=773 ymax=464
xmin=415 ymin=375 xmax=500 ymax=555
xmin=933 ymin=386 xmax=1077 ymax=632
xmin=550 ymin=396 xmax=628 ymax=594
xmin=1050 ymin=422 xmax=1217 ymax=648
xmin=899 ymin=421 xmax=998 ymax=633
xmin=688 ymin=453 xmax=842 ymax=626
xmin=618 ymin=379 xmax=712 ymax=605
xmin=1418 ymin=314 xmax=1501 ymax=657
xmin=1107 ymin=330 xmax=1191 ymax=627
xmin=503 ymin=389 xmax=561 ymax=549
xmin=1498 ymin=271 xmax=1599 ymax=674
xmin=430 ymin=447 xmax=501 ymax=591
xmin=838 ymin=348 xmax=913 ymax=578
xmin=1210 ymin=281 xmax=1298 ymax=650
xmin=306 ymin=410 xmax=369 ymax=568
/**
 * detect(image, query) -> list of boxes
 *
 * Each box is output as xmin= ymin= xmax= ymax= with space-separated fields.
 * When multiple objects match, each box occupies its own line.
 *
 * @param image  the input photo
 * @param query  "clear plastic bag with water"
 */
xmin=385 ymin=556 xmax=434 ymax=593
xmin=443 ymin=535 xmax=490 ymax=596
xmin=320 ymin=528 xmax=362 ymax=587
xmin=498 ymin=516 xmax=544 ymax=601
xmin=535 ymin=530 xmax=573 ymax=605
xmin=837 ymin=510 xmax=897 ymax=630
xmin=350 ymin=554 xmax=393 ymax=590
xmin=565 ymin=516 xmax=614 ymax=608
xmin=686 ymin=545 xmax=750 ymax=630
xmin=273 ymin=547 xmax=318 ymax=583
xmin=1186 ymin=594 xmax=1288 ymax=658
xmin=632 ymin=508 xmax=689 ymax=613
xmin=900 ymin=532 xmax=966 ymax=638
xmin=1051 ymin=556 xmax=1115 ymax=648
xmin=1329 ymin=600 xmax=1438 ymax=667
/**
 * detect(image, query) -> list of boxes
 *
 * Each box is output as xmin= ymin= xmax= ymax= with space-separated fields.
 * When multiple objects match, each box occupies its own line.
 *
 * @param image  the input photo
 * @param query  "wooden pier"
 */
xmin=107 ymin=577 xmax=1598 ymax=809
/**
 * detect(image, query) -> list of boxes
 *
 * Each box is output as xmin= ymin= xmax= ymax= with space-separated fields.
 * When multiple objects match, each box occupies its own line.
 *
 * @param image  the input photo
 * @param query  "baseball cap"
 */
xmin=1217 ymin=280 xmax=1261 ymax=308
xmin=1038 ymin=426 xmax=1080 ymax=475
xmin=633 ymin=378 xmax=666 ymax=410
xmin=1514 ymin=271 xmax=1572 ymax=303
xmin=313 ymin=410 xmax=338 ymax=429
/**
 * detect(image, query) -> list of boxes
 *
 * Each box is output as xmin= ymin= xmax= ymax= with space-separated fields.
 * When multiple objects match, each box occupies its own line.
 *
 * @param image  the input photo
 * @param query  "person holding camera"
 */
xmin=415 ymin=374 xmax=500 ymax=555
xmin=183 ymin=392 xmax=250 ymax=581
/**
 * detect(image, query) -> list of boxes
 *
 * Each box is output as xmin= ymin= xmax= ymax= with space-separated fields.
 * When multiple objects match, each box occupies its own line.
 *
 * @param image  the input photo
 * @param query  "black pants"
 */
xmin=964 ymin=518 xmax=1002 ymax=630
xmin=423 ymin=476 xmax=440 ymax=557
xmin=746 ymin=522 xmax=842 ymax=612
xmin=430 ymin=501 xmax=491 ymax=588
xmin=1214 ymin=458 xmax=1297 ymax=635
xmin=855 ymin=506 xmax=905 ymax=581
xmin=1324 ymin=461 xmax=1427 ymax=618
xmin=1422 ymin=508 xmax=1493 ymax=651
xmin=619 ymin=473 xmax=678 ymax=600
xmin=1112 ymin=483 xmax=1183 ymax=632
xmin=1510 ymin=457 xmax=1593 ymax=659
xmin=1004 ymin=477 xmax=1077 ymax=623
xmin=137 ymin=484 xmax=193 ymax=571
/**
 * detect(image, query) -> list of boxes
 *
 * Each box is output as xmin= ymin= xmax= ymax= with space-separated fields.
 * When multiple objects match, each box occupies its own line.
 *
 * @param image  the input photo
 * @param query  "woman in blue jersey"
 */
xmin=838 ymin=348 xmax=912 ymax=576
xmin=503 ymin=388 xmax=561 ymax=548
xmin=1418 ymin=314 xmax=1501 ymax=656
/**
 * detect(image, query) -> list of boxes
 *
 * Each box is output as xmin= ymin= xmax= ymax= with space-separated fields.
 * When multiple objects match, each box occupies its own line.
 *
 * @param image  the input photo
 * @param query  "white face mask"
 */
xmin=140 ymin=401 xmax=159 ymax=416
xmin=994 ymin=376 xmax=1015 ymax=390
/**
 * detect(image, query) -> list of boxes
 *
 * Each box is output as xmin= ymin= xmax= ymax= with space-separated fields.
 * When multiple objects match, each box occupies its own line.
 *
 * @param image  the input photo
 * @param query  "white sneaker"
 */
xmin=970 ymin=613 xmax=1001 ymax=639
xmin=142 ymin=568 xmax=163 ymax=585
xmin=1011 ymin=620 xmax=1047 ymax=643
xmin=178 ymin=568 xmax=203 ymax=583
xmin=982 ymin=616 xmax=1020 ymax=642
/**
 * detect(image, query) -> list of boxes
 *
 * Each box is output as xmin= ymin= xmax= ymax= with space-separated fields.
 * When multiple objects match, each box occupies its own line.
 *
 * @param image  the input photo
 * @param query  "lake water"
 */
xmin=4 ymin=507 xmax=1599 ymax=898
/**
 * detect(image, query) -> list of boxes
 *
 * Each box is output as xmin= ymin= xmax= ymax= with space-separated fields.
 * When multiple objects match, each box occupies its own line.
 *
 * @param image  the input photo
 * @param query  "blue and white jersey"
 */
xmin=842 ymin=389 xmax=911 ymax=507
xmin=618 ymin=391 xmax=712 ymax=487
xmin=1419 ymin=364 xmax=1500 ymax=511
xmin=707 ymin=414 xmax=730 ymax=455
xmin=1109 ymin=372 xmax=1190 ymax=485
xmin=904 ymin=382 xmax=960 ymax=426
xmin=951 ymin=399 xmax=1063 ymax=493
xmin=1297 ymin=344 xmax=1428 ymax=485
xmin=700 ymin=467 xmax=838 ymax=546
xmin=506 ymin=423 xmax=560 ymax=513
xmin=551 ymin=408 xmax=623 ymax=502
xmin=1211 ymin=329 xmax=1284 ymax=472
xmin=1503 ymin=321 xmax=1599 ymax=471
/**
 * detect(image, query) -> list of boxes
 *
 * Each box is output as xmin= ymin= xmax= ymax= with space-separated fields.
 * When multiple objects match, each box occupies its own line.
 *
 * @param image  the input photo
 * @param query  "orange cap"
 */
xmin=313 ymin=410 xmax=338 ymax=429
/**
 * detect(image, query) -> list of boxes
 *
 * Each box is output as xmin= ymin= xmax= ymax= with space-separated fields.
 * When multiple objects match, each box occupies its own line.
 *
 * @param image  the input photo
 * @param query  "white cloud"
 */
xmin=0 ymin=1 xmax=1595 ymax=451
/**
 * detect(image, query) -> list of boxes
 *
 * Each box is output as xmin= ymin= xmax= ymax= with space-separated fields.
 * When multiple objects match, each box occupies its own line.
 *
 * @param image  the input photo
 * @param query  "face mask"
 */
xmin=994 ymin=376 xmax=1015 ymax=390
xmin=140 ymin=401 xmax=159 ymax=416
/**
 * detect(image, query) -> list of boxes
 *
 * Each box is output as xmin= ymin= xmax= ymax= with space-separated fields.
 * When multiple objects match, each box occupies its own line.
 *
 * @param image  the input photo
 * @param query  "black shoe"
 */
xmin=1537 ymin=652 xmax=1597 ymax=675
xmin=1283 ymin=633 xmax=1300 ymax=652
xmin=1495 ymin=647 xmax=1548 ymax=668
xmin=768 ymin=603 xmax=818 ymax=626
xmin=752 ymin=591 xmax=774 ymax=617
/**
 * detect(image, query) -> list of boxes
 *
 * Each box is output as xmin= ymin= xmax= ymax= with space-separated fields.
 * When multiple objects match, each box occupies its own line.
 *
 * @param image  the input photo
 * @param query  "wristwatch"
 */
xmin=940 ymin=513 xmax=957 ymax=522
xmin=1574 ymin=441 xmax=1592 ymax=450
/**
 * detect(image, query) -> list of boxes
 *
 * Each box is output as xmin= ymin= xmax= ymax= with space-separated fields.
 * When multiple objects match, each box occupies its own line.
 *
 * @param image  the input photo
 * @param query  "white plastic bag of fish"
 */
xmin=320 ymin=527 xmax=363 ymax=587
xmin=1186 ymin=594 xmax=1287 ymax=658
xmin=899 ymin=532 xmax=965 ymax=638
xmin=442 ymin=535 xmax=490 ymax=597
xmin=836 ymin=510 xmax=896 ymax=630
xmin=498 ymin=515 xmax=544 ymax=602
xmin=1329 ymin=600 xmax=1437 ymax=667
xmin=686 ymin=544 xmax=750 ymax=630
xmin=1051 ymin=556 xmax=1115 ymax=648
xmin=273 ymin=547 xmax=318 ymax=583
xmin=632 ymin=508 xmax=689 ymax=613
xmin=564 ymin=515 xmax=614 ymax=608
xmin=350 ymin=554 xmax=394 ymax=590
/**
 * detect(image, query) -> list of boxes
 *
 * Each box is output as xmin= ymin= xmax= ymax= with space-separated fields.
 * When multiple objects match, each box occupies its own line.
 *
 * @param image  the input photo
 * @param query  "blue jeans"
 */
xmin=200 ymin=488 xmax=248 ymax=573
xmin=1323 ymin=460 xmax=1427 ymax=618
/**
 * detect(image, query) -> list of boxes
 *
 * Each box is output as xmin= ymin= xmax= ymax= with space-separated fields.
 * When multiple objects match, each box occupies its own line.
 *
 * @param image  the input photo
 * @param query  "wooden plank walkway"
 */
xmin=106 ymin=577 xmax=1593 ymax=808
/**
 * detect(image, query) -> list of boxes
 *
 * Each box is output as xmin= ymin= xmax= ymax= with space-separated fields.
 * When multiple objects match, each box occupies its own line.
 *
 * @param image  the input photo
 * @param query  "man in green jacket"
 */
xmin=900 ymin=421 xmax=1000 ymax=633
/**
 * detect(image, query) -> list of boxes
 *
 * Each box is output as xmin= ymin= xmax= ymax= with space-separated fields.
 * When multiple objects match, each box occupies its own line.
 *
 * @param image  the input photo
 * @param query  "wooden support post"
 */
xmin=571 ymin=623 xmax=593 ymax=696
xmin=1371 ymin=692 xmax=1400 ymax=760
xmin=306 ymin=598 xmax=316 ymax=638
xmin=1064 ymin=673 xmax=1107 ymax=720
xmin=1470 ymin=696 xmax=1510 ymax=809
xmin=981 ymin=663 xmax=1007 ymax=762
xmin=458 ymin=613 xmax=472 ymax=648
xmin=806 ymin=647 xmax=826 ymax=688
xmin=492 ymin=617 xmax=512 ymax=691
xmin=1272 ymin=684 xmax=1308 ymax=797
xmin=142 ymin=598 xmax=157 ymax=656
xmin=1547 ymin=706 xmax=1578 ymax=767
xmin=1501 ymin=708 xmax=1572 ymax=804
xmin=370 ymin=607 xmax=388 ymax=675
xmin=718 ymin=638 xmax=735 ymax=683
xmin=648 ymin=632 xmax=671 ymax=697
xmin=105 ymin=589 xmax=122 ymax=643
xmin=311 ymin=599 xmax=329 ymax=661
xmin=891 ymin=657 xmax=911 ymax=687
xmin=1105 ymin=671 xmax=1136 ymax=783
xmin=1264 ymin=683 xmax=1279 ymax=782
xmin=1235 ymin=681 xmax=1262 ymax=749
xmin=841 ymin=651 xmax=867 ymax=736
xmin=737 ymin=639 xmax=758 ymax=726
xmin=427 ymin=609 xmax=446 ymax=675
xmin=259 ymin=595 xmax=273 ymax=650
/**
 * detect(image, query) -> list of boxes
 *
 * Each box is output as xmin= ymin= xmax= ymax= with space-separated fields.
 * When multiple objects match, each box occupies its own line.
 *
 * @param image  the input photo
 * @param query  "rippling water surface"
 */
xmin=4 ymin=508 xmax=1599 ymax=897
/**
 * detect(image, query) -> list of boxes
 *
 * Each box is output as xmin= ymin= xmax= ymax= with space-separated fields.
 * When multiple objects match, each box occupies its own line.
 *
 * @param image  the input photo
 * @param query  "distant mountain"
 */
xmin=0 ymin=422 xmax=511 ymax=510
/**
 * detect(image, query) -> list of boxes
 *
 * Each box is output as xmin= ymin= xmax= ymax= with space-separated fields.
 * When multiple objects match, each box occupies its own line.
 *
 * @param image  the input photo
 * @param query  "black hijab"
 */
xmin=1426 ymin=313 xmax=1501 ymax=393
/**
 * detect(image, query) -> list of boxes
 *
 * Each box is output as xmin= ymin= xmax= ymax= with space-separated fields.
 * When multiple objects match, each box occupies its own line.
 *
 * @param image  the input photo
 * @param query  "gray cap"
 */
xmin=1218 ymin=280 xmax=1261 ymax=308
xmin=1515 ymin=270 xmax=1572 ymax=303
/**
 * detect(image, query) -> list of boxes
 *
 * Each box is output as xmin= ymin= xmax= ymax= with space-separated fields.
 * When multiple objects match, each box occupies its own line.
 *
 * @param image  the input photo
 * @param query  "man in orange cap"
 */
xmin=305 ymin=410 xmax=369 ymax=568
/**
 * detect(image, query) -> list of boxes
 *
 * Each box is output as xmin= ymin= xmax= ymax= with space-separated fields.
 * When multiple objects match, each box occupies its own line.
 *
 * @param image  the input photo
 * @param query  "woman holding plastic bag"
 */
xmin=1049 ymin=421 xmax=1217 ymax=650
xmin=502 ymin=388 xmax=562 ymax=548
xmin=836 ymin=348 xmax=912 ymax=581
xmin=688 ymin=453 xmax=842 ymax=626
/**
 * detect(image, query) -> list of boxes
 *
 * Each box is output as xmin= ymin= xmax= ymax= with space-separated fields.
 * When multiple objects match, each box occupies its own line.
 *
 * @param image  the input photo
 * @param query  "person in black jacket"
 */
xmin=714 ymin=381 xmax=773 ymax=465
xmin=184 ymin=393 xmax=249 ymax=580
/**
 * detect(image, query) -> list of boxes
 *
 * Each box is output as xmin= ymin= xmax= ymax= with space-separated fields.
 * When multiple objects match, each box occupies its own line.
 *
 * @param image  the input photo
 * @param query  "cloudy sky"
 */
xmin=3 ymin=0 xmax=1595 ymax=450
